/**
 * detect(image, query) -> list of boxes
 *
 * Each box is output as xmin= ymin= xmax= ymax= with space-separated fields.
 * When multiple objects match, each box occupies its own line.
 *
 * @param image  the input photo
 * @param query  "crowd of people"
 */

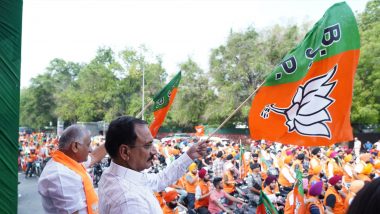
xmin=150 ymin=137 xmax=380 ymax=214
xmin=18 ymin=132 xmax=104 ymax=178
xmin=18 ymin=118 xmax=380 ymax=214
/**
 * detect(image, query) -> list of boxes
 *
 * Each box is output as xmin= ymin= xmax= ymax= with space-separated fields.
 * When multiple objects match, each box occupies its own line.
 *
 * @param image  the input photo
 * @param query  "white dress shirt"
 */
xmin=38 ymin=158 xmax=92 ymax=214
xmin=281 ymin=165 xmax=296 ymax=184
xmin=98 ymin=153 xmax=193 ymax=214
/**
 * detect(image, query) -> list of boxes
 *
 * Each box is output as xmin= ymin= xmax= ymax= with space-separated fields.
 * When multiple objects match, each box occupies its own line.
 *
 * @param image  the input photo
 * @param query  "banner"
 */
xmin=249 ymin=2 xmax=360 ymax=146
xmin=149 ymin=72 xmax=181 ymax=137
xmin=0 ymin=1 xmax=23 ymax=213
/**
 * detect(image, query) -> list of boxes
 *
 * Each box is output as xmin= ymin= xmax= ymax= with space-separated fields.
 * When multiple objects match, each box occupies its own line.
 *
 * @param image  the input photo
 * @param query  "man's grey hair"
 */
xmin=58 ymin=125 xmax=90 ymax=150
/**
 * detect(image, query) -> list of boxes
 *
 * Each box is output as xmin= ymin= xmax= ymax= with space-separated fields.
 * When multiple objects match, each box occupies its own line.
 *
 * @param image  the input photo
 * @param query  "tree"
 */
xmin=206 ymin=25 xmax=302 ymax=127
xmin=166 ymin=58 xmax=215 ymax=129
xmin=19 ymin=73 xmax=56 ymax=129
xmin=117 ymin=46 xmax=167 ymax=122
xmin=351 ymin=0 xmax=380 ymax=125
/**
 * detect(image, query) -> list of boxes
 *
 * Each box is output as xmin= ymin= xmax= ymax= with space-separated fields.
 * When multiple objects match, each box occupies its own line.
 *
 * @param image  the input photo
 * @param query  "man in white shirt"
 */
xmin=354 ymin=137 xmax=361 ymax=157
xmin=374 ymin=140 xmax=380 ymax=151
xmin=98 ymin=116 xmax=207 ymax=214
xmin=38 ymin=125 xmax=107 ymax=214
xmin=278 ymin=156 xmax=295 ymax=195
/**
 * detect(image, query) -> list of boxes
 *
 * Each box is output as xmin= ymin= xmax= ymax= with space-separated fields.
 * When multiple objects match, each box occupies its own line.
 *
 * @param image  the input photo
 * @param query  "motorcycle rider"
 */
xmin=208 ymin=177 xmax=246 ymax=214
xmin=25 ymin=147 xmax=37 ymax=178
xmin=246 ymin=163 xmax=262 ymax=205
xmin=195 ymin=168 xmax=211 ymax=214
xmin=162 ymin=190 xmax=180 ymax=214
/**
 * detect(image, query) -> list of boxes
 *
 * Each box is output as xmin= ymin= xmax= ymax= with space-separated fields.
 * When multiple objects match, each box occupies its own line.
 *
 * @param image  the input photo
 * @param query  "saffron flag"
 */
xmin=257 ymin=190 xmax=278 ymax=214
xmin=293 ymin=168 xmax=306 ymax=214
xmin=249 ymin=2 xmax=360 ymax=146
xmin=195 ymin=125 xmax=205 ymax=137
xmin=149 ymin=72 xmax=181 ymax=137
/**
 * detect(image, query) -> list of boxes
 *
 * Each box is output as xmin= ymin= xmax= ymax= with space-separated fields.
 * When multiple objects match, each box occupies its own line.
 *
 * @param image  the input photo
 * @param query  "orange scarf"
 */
xmin=52 ymin=150 xmax=98 ymax=214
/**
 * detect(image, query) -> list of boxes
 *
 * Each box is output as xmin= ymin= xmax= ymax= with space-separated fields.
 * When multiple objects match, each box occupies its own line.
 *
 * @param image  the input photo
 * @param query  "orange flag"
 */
xmin=149 ymin=72 xmax=181 ymax=137
xmin=194 ymin=125 xmax=205 ymax=137
xmin=248 ymin=3 xmax=360 ymax=146
xmin=293 ymin=168 xmax=306 ymax=214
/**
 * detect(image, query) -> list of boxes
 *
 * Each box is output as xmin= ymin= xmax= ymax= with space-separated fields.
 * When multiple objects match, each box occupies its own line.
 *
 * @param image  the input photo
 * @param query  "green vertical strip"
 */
xmin=0 ymin=1 xmax=23 ymax=213
xmin=295 ymin=168 xmax=304 ymax=195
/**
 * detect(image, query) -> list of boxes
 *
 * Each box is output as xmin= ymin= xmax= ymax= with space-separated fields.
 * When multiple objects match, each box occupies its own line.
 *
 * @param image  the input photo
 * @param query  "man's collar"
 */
xmin=109 ymin=161 xmax=146 ymax=184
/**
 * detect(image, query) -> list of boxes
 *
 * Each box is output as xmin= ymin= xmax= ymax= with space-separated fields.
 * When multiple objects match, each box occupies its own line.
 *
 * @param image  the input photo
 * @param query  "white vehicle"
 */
xmin=199 ymin=136 xmax=230 ymax=146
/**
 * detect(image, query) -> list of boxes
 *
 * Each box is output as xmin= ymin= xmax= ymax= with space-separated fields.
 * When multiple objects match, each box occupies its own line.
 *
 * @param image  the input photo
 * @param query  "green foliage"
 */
xmin=20 ymin=47 xmax=167 ymax=129
xmin=167 ymin=58 xmax=215 ymax=128
xmin=206 ymin=26 xmax=302 ymax=126
xmin=351 ymin=0 xmax=380 ymax=125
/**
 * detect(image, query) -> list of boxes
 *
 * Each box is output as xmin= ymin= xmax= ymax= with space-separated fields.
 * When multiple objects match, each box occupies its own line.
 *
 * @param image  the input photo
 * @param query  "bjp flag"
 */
xmin=149 ymin=72 xmax=181 ymax=137
xmin=249 ymin=2 xmax=360 ymax=146
xmin=195 ymin=125 xmax=205 ymax=137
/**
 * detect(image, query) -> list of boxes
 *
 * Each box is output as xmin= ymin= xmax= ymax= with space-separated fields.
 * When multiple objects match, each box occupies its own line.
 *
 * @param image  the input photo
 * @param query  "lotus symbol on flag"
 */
xmin=260 ymin=65 xmax=338 ymax=138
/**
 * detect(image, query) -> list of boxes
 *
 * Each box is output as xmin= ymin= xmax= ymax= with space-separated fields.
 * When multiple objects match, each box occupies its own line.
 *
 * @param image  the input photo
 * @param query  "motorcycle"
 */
xmin=233 ymin=180 xmax=257 ymax=214
xmin=93 ymin=163 xmax=103 ymax=187
xmin=34 ymin=159 xmax=43 ymax=177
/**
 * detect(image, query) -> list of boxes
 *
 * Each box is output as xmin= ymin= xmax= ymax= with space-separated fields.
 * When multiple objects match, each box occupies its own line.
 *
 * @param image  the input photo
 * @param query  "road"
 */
xmin=18 ymin=172 xmax=43 ymax=214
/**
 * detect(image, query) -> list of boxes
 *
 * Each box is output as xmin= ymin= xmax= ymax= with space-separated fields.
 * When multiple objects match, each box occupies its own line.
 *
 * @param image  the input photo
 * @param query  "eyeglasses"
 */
xmin=129 ymin=143 xmax=153 ymax=150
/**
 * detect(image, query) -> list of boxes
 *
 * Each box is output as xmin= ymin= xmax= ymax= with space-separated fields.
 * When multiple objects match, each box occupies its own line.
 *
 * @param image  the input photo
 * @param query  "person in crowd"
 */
xmin=327 ymin=151 xmax=343 ymax=179
xmin=357 ymin=163 xmax=373 ymax=182
xmin=355 ymin=153 xmax=371 ymax=176
xmin=374 ymin=140 xmax=380 ymax=152
xmin=364 ymin=141 xmax=372 ymax=152
xmin=246 ymin=162 xmax=262 ymax=205
xmin=170 ymin=175 xmax=187 ymax=205
xmin=344 ymin=179 xmax=365 ymax=211
xmin=309 ymin=147 xmax=322 ymax=175
xmin=25 ymin=147 xmax=37 ymax=178
xmin=208 ymin=177 xmax=246 ymax=214
xmin=251 ymin=153 xmax=259 ymax=164
xmin=309 ymin=165 xmax=323 ymax=187
xmin=222 ymin=161 xmax=236 ymax=195
xmin=278 ymin=155 xmax=295 ymax=195
xmin=354 ymin=137 xmax=362 ymax=157
xmin=185 ymin=162 xmax=199 ymax=214
xmin=342 ymin=154 xmax=357 ymax=187
xmin=212 ymin=151 xmax=224 ymax=178
xmin=195 ymin=168 xmax=211 ymax=214
xmin=293 ymin=153 xmax=305 ymax=173
xmin=162 ymin=191 xmax=180 ymax=214
xmin=306 ymin=181 xmax=325 ymax=214
xmin=38 ymin=125 xmax=107 ymax=214
xmin=98 ymin=116 xmax=207 ymax=214
xmin=263 ymin=175 xmax=278 ymax=201
xmin=324 ymin=175 xmax=345 ymax=214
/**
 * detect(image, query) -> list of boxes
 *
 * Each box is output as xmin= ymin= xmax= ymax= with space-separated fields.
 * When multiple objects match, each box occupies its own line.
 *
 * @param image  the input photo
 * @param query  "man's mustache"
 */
xmin=148 ymin=155 xmax=155 ymax=161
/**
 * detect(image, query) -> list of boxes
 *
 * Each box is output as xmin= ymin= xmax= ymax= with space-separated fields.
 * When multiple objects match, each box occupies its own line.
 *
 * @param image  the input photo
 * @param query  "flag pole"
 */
xmin=136 ymin=99 xmax=154 ymax=118
xmin=207 ymin=80 xmax=266 ymax=140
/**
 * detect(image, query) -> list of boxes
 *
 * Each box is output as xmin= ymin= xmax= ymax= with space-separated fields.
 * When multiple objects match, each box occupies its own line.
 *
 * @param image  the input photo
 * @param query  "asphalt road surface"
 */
xmin=18 ymin=172 xmax=43 ymax=214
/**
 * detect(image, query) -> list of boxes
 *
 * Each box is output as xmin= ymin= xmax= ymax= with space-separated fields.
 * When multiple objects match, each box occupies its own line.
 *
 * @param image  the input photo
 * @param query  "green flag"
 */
xmin=149 ymin=72 xmax=181 ymax=137
xmin=293 ymin=168 xmax=306 ymax=213
xmin=256 ymin=190 xmax=278 ymax=214
xmin=0 ymin=1 xmax=23 ymax=213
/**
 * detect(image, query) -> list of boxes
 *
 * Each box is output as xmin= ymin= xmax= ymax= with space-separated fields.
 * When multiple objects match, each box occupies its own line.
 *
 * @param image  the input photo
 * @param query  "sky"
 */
xmin=21 ymin=0 xmax=368 ymax=87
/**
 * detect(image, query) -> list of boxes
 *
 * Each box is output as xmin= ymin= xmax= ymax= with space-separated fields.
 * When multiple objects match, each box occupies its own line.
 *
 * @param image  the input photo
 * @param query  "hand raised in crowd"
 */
xmin=186 ymin=140 xmax=208 ymax=159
